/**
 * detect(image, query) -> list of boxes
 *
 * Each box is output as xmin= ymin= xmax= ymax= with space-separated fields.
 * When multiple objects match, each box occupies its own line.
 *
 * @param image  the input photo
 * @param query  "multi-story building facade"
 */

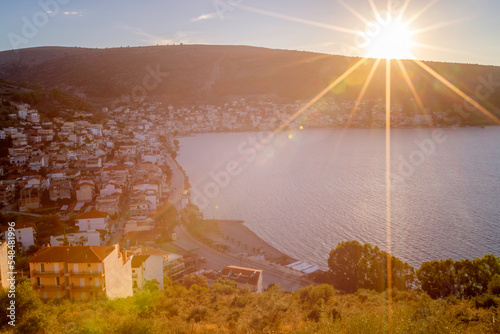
xmin=28 ymin=244 xmax=132 ymax=300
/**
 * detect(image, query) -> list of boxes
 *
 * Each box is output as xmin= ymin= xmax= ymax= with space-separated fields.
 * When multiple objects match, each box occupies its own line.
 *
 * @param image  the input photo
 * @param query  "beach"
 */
xmin=207 ymin=220 xmax=297 ymax=266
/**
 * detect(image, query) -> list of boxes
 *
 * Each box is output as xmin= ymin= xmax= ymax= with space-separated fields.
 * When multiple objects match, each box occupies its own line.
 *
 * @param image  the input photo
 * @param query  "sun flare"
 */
xmin=366 ymin=17 xmax=413 ymax=59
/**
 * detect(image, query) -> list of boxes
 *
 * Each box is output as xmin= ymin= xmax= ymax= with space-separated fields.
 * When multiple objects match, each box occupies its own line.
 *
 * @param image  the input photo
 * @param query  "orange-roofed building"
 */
xmin=28 ymin=244 xmax=132 ymax=300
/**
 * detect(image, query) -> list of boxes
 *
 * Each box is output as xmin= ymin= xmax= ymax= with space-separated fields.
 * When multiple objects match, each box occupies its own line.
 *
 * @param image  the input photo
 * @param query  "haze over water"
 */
xmin=178 ymin=127 xmax=500 ymax=268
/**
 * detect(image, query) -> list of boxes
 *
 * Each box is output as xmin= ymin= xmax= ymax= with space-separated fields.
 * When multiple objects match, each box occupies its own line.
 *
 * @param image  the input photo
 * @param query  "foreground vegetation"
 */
xmin=1 ymin=237 xmax=498 ymax=333
xmin=1 ymin=276 xmax=499 ymax=334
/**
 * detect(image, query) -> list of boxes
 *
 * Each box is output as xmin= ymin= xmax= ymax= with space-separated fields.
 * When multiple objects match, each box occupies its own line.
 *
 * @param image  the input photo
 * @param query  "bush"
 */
xmin=187 ymin=305 xmax=208 ymax=323
xmin=210 ymin=279 xmax=238 ymax=295
xmin=488 ymin=274 xmax=500 ymax=295
xmin=474 ymin=294 xmax=498 ymax=309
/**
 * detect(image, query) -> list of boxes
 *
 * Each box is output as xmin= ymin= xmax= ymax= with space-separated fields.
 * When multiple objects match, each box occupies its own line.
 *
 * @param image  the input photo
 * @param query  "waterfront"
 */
xmin=177 ymin=127 xmax=500 ymax=269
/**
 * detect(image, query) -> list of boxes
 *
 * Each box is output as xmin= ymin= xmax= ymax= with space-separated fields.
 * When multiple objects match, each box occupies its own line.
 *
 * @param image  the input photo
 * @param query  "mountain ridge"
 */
xmin=0 ymin=45 xmax=499 ymax=118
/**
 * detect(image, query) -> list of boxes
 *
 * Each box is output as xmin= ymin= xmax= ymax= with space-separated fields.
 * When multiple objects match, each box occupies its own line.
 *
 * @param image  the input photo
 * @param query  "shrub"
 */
xmin=474 ymin=294 xmax=498 ymax=309
xmin=488 ymin=274 xmax=500 ymax=295
xmin=187 ymin=306 xmax=208 ymax=323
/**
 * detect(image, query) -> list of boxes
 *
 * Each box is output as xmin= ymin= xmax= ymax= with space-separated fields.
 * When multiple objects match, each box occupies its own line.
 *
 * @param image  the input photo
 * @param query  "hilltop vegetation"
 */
xmin=0 ymin=276 xmax=499 ymax=334
xmin=1 ymin=241 xmax=499 ymax=334
xmin=0 ymin=46 xmax=499 ymax=123
xmin=0 ymin=77 xmax=94 ymax=124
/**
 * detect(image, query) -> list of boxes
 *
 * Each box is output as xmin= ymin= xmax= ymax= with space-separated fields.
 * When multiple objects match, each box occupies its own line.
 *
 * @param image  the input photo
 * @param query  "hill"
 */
xmin=0 ymin=77 xmax=94 ymax=124
xmin=1 ymin=278 xmax=499 ymax=333
xmin=0 ymin=45 xmax=499 ymax=121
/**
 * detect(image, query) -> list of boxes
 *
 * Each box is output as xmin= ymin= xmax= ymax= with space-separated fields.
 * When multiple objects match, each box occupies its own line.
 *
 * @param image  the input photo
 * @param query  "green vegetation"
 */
xmin=417 ymin=255 xmax=500 ymax=299
xmin=181 ymin=204 xmax=223 ymax=249
xmin=0 ymin=77 xmax=95 ymax=125
xmin=326 ymin=240 xmax=415 ymax=293
xmin=1 ymin=277 xmax=499 ymax=333
xmin=1 ymin=238 xmax=498 ymax=333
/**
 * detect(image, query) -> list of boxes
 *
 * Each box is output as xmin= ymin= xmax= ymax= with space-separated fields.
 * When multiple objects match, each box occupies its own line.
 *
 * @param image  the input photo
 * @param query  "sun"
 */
xmin=366 ymin=17 xmax=413 ymax=59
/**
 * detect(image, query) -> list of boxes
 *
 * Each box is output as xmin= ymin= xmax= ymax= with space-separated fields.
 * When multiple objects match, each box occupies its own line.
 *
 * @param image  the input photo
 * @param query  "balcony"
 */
xmin=31 ymin=269 xmax=64 ymax=277
xmin=70 ymin=284 xmax=105 ymax=291
xmin=69 ymin=270 xmax=104 ymax=277
xmin=33 ymin=284 xmax=65 ymax=291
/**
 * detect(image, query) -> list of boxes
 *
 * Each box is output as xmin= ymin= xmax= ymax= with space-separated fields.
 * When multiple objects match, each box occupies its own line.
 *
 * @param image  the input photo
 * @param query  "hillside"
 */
xmin=1 ymin=278 xmax=499 ymax=334
xmin=0 ymin=45 xmax=499 ymax=120
xmin=0 ymin=77 xmax=94 ymax=124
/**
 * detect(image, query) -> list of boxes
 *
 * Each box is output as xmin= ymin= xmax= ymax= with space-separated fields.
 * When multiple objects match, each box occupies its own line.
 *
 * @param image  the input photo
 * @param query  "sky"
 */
xmin=1 ymin=0 xmax=499 ymax=66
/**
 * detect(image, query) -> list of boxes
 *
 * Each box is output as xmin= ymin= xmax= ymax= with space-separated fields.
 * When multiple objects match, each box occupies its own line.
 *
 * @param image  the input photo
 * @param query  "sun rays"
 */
xmin=198 ymin=0 xmax=498 ymax=327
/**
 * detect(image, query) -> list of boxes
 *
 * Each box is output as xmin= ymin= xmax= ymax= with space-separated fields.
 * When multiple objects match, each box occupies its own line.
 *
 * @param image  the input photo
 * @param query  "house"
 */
xmin=49 ymin=180 xmax=73 ymax=201
xmin=20 ymin=184 xmax=42 ymax=211
xmin=124 ymin=219 xmax=155 ymax=234
xmin=76 ymin=179 xmax=95 ymax=202
xmin=49 ymin=230 xmax=104 ymax=247
xmin=95 ymin=193 xmax=121 ymax=215
xmin=48 ymin=170 xmax=67 ymax=181
xmin=75 ymin=211 xmax=109 ymax=232
xmin=128 ymin=200 xmax=151 ymax=220
xmin=86 ymin=157 xmax=102 ymax=169
xmin=9 ymin=153 xmax=29 ymax=166
xmin=0 ymin=182 xmax=15 ymax=205
xmin=220 ymin=266 xmax=263 ymax=293
xmin=129 ymin=247 xmax=186 ymax=284
xmin=28 ymin=244 xmax=133 ymax=300
xmin=0 ymin=222 xmax=37 ymax=251
xmin=28 ymin=156 xmax=46 ymax=171
xmin=100 ymin=182 xmax=122 ymax=197
xmin=131 ymin=254 xmax=164 ymax=293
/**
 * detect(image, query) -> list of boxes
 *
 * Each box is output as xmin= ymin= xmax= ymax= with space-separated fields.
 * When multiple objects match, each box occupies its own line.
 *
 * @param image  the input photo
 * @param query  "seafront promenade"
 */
xmin=164 ymin=153 xmax=315 ymax=291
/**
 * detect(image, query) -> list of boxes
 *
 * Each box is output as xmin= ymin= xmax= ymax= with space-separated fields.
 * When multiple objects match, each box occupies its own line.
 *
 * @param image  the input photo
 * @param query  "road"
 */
xmin=165 ymin=150 xmax=311 ymax=291
xmin=173 ymin=224 xmax=311 ymax=291
xmin=165 ymin=153 xmax=185 ymax=212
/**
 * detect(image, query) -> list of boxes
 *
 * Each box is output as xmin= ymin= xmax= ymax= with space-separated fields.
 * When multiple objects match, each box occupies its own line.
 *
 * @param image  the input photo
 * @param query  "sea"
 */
xmin=177 ymin=127 xmax=500 ymax=269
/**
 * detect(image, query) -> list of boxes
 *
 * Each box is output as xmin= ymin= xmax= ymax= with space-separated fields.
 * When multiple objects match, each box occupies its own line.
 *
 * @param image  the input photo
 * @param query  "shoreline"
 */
xmin=175 ymin=124 xmax=496 ymax=137
xmin=207 ymin=220 xmax=298 ymax=266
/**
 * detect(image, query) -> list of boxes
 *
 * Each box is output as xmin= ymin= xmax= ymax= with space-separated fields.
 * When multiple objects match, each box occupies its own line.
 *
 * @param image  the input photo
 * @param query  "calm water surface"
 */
xmin=177 ymin=127 xmax=500 ymax=268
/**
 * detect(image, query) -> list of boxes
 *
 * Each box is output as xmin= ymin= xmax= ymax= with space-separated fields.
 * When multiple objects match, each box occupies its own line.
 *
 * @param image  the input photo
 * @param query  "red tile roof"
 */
xmin=28 ymin=245 xmax=116 ymax=263
xmin=131 ymin=255 xmax=150 ymax=268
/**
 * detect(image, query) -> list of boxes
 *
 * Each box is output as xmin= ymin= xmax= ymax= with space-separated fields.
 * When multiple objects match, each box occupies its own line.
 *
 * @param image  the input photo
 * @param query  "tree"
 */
xmin=488 ymin=274 xmax=500 ymax=295
xmin=327 ymin=240 xmax=415 ymax=293
xmin=417 ymin=254 xmax=500 ymax=299
xmin=417 ymin=259 xmax=456 ymax=299
xmin=155 ymin=203 xmax=178 ymax=238
xmin=181 ymin=204 xmax=203 ymax=227
xmin=182 ymin=274 xmax=208 ymax=289
xmin=144 ymin=279 xmax=160 ymax=293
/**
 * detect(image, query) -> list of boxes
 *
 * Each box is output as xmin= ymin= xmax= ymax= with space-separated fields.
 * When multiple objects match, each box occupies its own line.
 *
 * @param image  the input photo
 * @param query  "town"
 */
xmin=0 ymin=93 xmax=491 ymax=301
xmin=0 ymin=100 xmax=318 ymax=300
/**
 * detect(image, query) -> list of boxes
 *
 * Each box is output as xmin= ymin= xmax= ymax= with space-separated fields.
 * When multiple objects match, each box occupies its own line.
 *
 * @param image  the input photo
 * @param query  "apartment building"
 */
xmin=28 ymin=244 xmax=132 ymax=300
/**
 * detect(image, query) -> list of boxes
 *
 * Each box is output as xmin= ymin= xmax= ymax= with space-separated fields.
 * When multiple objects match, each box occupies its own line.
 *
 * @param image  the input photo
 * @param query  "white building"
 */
xmin=1 ymin=222 xmax=37 ymax=251
xmin=50 ymin=230 xmax=103 ymax=247
xmin=75 ymin=211 xmax=109 ymax=232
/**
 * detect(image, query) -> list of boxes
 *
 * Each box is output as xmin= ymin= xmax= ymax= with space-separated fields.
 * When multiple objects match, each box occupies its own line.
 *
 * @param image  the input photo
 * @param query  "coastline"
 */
xmin=175 ymin=124 xmax=496 ymax=137
xmin=207 ymin=220 xmax=297 ymax=266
